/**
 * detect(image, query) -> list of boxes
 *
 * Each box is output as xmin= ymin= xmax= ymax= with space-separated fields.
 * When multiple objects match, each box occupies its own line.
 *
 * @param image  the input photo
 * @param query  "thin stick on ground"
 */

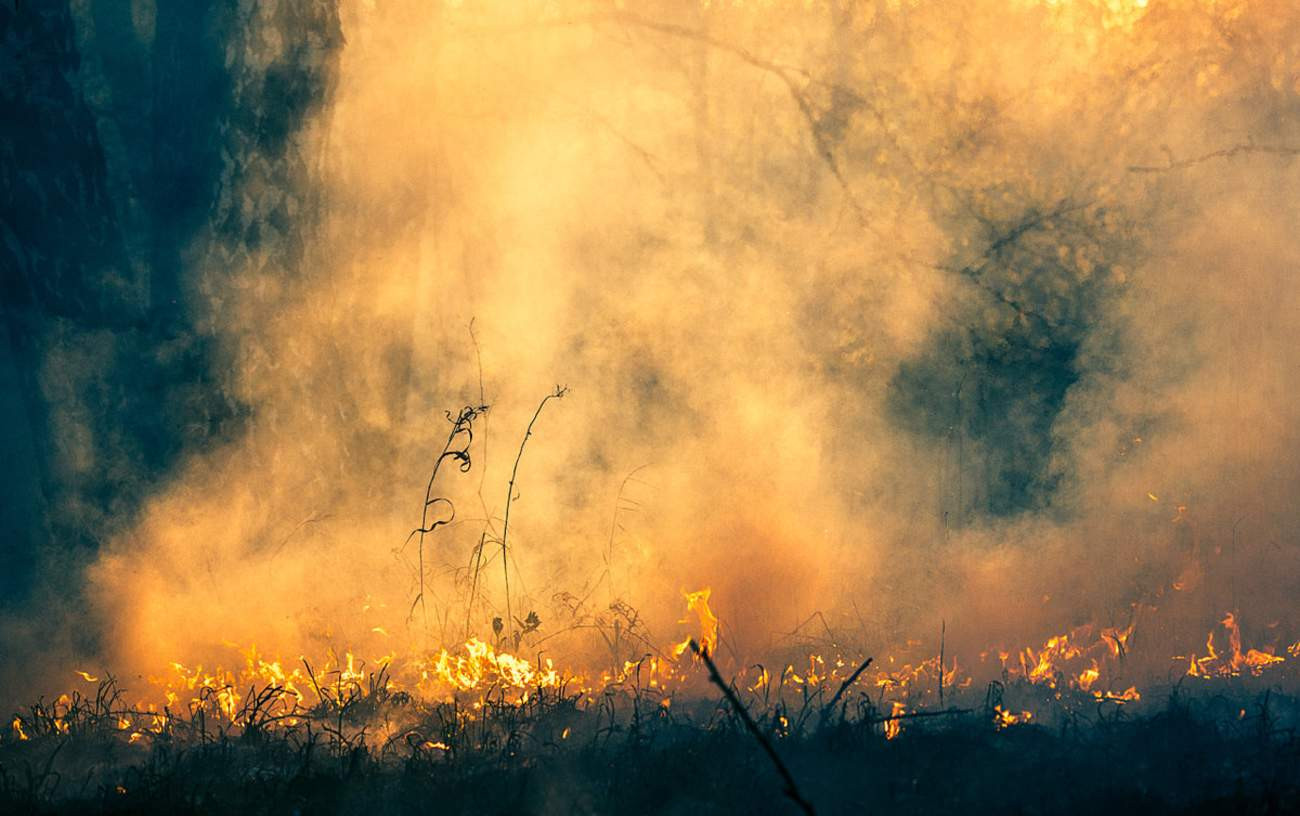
xmin=499 ymin=385 xmax=567 ymax=644
xmin=874 ymin=707 xmax=974 ymax=724
xmin=690 ymin=639 xmax=817 ymax=816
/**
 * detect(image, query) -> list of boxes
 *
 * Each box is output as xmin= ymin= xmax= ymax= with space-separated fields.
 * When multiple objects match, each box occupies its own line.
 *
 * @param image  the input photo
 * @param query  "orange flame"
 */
xmin=672 ymin=587 xmax=719 ymax=658
xmin=885 ymin=701 xmax=906 ymax=740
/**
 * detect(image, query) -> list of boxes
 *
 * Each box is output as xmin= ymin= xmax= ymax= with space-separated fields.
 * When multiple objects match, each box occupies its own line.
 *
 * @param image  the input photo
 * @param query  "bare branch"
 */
xmin=691 ymin=639 xmax=817 ymax=816
xmin=1129 ymin=142 xmax=1300 ymax=173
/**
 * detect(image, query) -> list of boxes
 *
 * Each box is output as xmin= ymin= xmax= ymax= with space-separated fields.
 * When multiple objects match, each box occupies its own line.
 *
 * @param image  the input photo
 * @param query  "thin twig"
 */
xmin=872 ymin=707 xmax=974 ymax=724
xmin=464 ymin=532 xmax=488 ymax=639
xmin=1129 ymin=141 xmax=1300 ymax=173
xmin=602 ymin=10 xmax=865 ymax=224
xmin=939 ymin=620 xmax=946 ymax=708
xmin=460 ymin=11 xmax=866 ymax=223
xmin=499 ymin=386 xmax=568 ymax=644
xmin=690 ymin=639 xmax=816 ymax=816
xmin=822 ymin=656 xmax=873 ymax=721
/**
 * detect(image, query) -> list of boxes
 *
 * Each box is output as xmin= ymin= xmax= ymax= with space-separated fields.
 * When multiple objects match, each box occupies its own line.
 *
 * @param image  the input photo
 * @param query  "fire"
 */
xmin=1094 ymin=686 xmax=1140 ymax=703
xmin=1021 ymin=634 xmax=1083 ymax=686
xmin=885 ymin=701 xmax=906 ymax=740
xmin=11 ymin=591 xmax=1295 ymax=753
xmin=1184 ymin=612 xmax=1289 ymax=679
xmin=987 ymin=617 xmax=1143 ymax=699
xmin=1101 ymin=620 xmax=1136 ymax=659
xmin=993 ymin=705 xmax=1032 ymax=729
xmin=672 ymin=587 xmax=719 ymax=659
xmin=431 ymin=638 xmax=561 ymax=692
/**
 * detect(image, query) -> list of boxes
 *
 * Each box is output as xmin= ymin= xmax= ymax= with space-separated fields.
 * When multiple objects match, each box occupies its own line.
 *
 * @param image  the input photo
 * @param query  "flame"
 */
xmin=1245 ymin=650 xmax=1285 ymax=670
xmin=19 ymin=603 xmax=1295 ymax=749
xmin=432 ymin=638 xmax=560 ymax=691
xmin=884 ymin=701 xmax=906 ymax=740
xmin=1184 ymin=612 xmax=1288 ymax=679
xmin=1094 ymin=686 xmax=1140 ymax=704
xmin=993 ymin=705 xmax=1033 ymax=729
xmin=672 ymin=587 xmax=719 ymax=659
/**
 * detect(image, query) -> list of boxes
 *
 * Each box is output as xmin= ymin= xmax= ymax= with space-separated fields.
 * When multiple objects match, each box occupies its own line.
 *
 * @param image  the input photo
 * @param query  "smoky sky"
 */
xmin=4 ymin=0 xmax=1300 ymax=701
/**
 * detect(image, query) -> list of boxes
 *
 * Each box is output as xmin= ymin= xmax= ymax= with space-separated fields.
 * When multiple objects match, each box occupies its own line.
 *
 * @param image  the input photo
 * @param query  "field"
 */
xmin=5 ymin=649 xmax=1299 ymax=815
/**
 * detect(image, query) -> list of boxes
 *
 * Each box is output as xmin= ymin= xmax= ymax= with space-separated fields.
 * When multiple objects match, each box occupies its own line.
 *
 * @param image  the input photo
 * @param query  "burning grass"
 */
xmin=3 ymin=664 xmax=1298 ymax=814
xmin=5 ymin=600 xmax=1300 ymax=815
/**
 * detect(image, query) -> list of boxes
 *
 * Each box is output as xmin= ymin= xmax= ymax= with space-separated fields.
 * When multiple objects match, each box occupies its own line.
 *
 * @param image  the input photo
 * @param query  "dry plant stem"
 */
xmin=939 ymin=619 xmax=946 ymax=708
xmin=469 ymin=319 xmax=495 ymax=532
xmin=465 ymin=13 xmax=867 ymax=223
xmin=498 ymin=386 xmax=567 ymax=643
xmin=600 ymin=11 xmax=864 ymax=224
xmin=822 ymin=656 xmax=873 ymax=721
xmin=464 ymin=533 xmax=487 ymax=639
xmin=875 ymin=708 xmax=974 ymax=725
xmin=1129 ymin=141 xmax=1300 ymax=173
xmin=690 ymin=639 xmax=817 ymax=816
xmin=407 ymin=406 xmax=484 ymax=630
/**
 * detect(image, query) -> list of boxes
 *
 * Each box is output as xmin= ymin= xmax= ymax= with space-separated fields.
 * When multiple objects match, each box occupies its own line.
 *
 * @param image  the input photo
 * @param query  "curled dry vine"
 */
xmin=405 ymin=404 xmax=489 ymax=630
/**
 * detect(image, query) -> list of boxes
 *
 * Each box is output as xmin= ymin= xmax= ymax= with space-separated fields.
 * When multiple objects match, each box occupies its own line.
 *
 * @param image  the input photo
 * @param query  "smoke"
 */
xmin=32 ymin=0 xmax=1300 ymax=684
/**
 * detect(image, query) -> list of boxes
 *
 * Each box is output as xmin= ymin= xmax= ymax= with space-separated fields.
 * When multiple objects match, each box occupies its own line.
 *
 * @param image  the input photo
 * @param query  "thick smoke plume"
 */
xmin=7 ymin=0 xmax=1300 ymax=698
